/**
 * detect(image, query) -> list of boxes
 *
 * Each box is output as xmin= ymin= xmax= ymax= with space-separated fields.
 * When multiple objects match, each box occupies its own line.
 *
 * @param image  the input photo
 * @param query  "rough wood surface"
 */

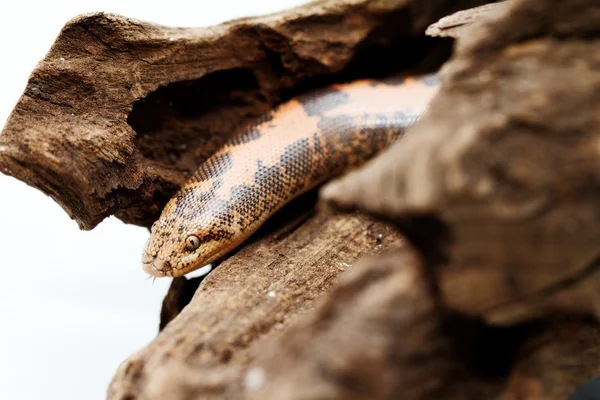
xmin=0 ymin=0 xmax=464 ymax=230
xmin=501 ymin=320 xmax=600 ymax=400
xmin=426 ymin=1 xmax=507 ymax=38
xmin=322 ymin=0 xmax=600 ymax=325
xmin=242 ymin=264 xmax=600 ymax=400
xmin=243 ymin=250 xmax=499 ymax=400
xmin=109 ymin=206 xmax=406 ymax=400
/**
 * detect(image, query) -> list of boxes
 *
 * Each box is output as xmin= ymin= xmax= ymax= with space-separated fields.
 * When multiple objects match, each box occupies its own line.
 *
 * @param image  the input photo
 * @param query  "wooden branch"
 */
xmin=0 ymin=0 xmax=456 ymax=230
xmin=108 ymin=207 xmax=407 ymax=399
xmin=243 ymin=250 xmax=475 ymax=400
xmin=322 ymin=0 xmax=600 ymax=325
xmin=426 ymin=2 xmax=508 ymax=38
xmin=316 ymin=0 xmax=600 ymax=398
xmin=502 ymin=320 xmax=600 ymax=399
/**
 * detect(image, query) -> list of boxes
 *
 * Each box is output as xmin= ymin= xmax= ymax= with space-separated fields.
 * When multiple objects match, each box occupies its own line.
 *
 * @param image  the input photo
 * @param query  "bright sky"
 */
xmin=0 ymin=1 xmax=308 ymax=399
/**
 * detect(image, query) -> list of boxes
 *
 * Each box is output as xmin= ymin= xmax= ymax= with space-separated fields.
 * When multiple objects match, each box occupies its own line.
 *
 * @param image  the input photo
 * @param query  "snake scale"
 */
xmin=142 ymin=74 xmax=439 ymax=277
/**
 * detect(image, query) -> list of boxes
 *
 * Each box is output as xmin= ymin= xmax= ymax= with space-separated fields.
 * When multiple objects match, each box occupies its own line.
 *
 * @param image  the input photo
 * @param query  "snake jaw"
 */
xmin=141 ymin=238 xmax=202 ymax=278
xmin=143 ymin=261 xmax=168 ymax=278
xmin=142 ymin=256 xmax=172 ymax=277
xmin=142 ymin=244 xmax=173 ymax=277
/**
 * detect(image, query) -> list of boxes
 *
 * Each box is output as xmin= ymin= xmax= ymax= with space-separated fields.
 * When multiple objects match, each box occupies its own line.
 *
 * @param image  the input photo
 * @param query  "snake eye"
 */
xmin=185 ymin=235 xmax=201 ymax=251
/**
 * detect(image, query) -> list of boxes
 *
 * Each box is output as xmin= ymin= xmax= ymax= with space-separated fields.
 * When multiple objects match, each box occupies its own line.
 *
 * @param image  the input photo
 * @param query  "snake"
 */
xmin=142 ymin=73 xmax=439 ymax=277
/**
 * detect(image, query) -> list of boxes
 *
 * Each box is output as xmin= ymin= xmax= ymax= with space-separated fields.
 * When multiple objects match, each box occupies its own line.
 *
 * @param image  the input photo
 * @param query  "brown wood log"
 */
xmin=243 ymin=249 xmax=500 ymax=400
xmin=501 ymin=320 xmax=600 ymax=400
xmin=322 ymin=0 xmax=600 ymax=325
xmin=0 ymin=0 xmax=461 ymax=230
xmin=109 ymin=205 xmax=407 ymax=399
xmin=426 ymin=2 xmax=508 ymax=38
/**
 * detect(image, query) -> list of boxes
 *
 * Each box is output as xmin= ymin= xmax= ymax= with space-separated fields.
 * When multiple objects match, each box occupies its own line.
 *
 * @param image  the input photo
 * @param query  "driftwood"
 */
xmin=319 ymin=0 xmax=600 ymax=397
xmin=2 ymin=0 xmax=600 ymax=399
xmin=322 ymin=0 xmax=600 ymax=324
xmin=425 ymin=2 xmax=506 ymax=38
xmin=0 ymin=0 xmax=466 ymax=230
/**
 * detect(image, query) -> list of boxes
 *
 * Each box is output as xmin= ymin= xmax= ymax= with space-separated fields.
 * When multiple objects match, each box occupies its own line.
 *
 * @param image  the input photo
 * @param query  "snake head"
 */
xmin=142 ymin=220 xmax=226 ymax=278
xmin=141 ymin=186 xmax=238 ymax=277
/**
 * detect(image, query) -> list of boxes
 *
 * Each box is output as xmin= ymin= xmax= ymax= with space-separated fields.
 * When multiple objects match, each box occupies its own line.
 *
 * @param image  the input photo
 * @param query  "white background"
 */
xmin=0 ymin=1 xmax=307 ymax=399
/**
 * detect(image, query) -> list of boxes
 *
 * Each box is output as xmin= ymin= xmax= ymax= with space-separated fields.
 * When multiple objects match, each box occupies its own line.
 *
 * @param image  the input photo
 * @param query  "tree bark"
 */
xmin=0 ymin=0 xmax=462 ymax=230
xmin=322 ymin=0 xmax=600 ymax=325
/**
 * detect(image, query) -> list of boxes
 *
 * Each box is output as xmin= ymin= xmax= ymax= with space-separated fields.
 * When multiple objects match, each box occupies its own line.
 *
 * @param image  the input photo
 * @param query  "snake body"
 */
xmin=142 ymin=74 xmax=439 ymax=277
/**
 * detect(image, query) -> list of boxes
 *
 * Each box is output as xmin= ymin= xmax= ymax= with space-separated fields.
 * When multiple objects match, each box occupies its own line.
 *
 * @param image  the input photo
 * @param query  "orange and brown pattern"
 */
xmin=142 ymin=74 xmax=439 ymax=277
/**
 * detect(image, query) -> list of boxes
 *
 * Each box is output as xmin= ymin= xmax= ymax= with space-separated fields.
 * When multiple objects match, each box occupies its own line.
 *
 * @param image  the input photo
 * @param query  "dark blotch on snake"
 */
xmin=299 ymin=88 xmax=350 ymax=116
xmin=193 ymin=151 xmax=233 ymax=180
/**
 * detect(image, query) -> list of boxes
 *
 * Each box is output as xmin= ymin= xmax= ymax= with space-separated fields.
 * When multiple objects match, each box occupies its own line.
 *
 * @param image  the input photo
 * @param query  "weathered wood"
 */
xmin=313 ymin=0 xmax=600 ymax=398
xmin=243 ymin=250 xmax=501 ymax=400
xmin=0 ymin=0 xmax=459 ymax=230
xmin=3 ymin=0 xmax=600 ymax=399
xmin=426 ymin=2 xmax=508 ymax=38
xmin=109 ymin=206 xmax=406 ymax=399
xmin=501 ymin=320 xmax=600 ymax=399
xmin=322 ymin=0 xmax=600 ymax=325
